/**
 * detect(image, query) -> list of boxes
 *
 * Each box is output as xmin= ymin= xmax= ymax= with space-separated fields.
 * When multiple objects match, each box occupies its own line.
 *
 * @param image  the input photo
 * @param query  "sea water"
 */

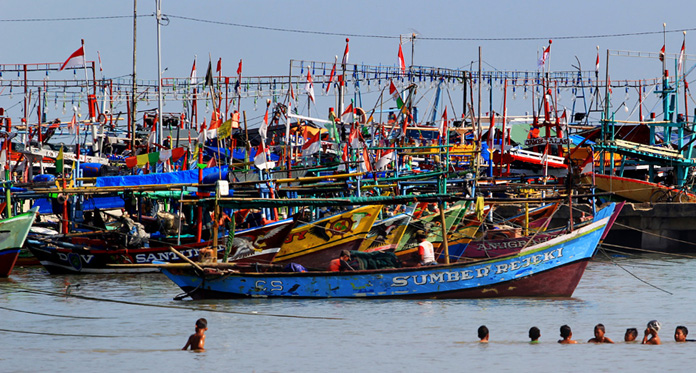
xmin=1 ymin=253 xmax=695 ymax=372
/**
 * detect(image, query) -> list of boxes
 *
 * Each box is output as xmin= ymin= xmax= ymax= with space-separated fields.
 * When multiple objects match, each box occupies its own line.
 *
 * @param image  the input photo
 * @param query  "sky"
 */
xmin=2 ymin=0 xmax=696 ymax=128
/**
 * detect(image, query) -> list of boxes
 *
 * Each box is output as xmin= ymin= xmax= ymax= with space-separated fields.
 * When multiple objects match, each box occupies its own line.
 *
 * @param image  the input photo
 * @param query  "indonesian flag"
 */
xmin=326 ymin=60 xmax=337 ymax=93
xmin=389 ymin=80 xmax=404 ymax=109
xmin=438 ymin=106 xmax=448 ymax=138
xmin=198 ymin=119 xmax=207 ymax=144
xmin=595 ymin=50 xmax=600 ymax=76
xmin=342 ymin=103 xmax=354 ymax=123
xmin=305 ymin=69 xmax=315 ymax=103
xmin=348 ymin=126 xmax=360 ymax=148
xmin=59 ymin=46 xmax=85 ymax=71
xmin=147 ymin=115 xmax=158 ymax=146
xmin=254 ymin=142 xmax=268 ymax=168
xmin=342 ymin=38 xmax=350 ymax=66
xmin=259 ymin=107 xmax=269 ymax=142
xmin=190 ymin=58 xmax=197 ymax=84
xmin=537 ymin=41 xmax=551 ymax=69
xmin=68 ymin=114 xmax=77 ymax=135
xmin=659 ymin=44 xmax=665 ymax=62
xmin=398 ymin=43 xmax=406 ymax=75
xmin=376 ymin=148 xmax=394 ymax=171
xmin=679 ymin=39 xmax=686 ymax=76
xmin=207 ymin=110 xmax=222 ymax=138
xmin=559 ymin=109 xmax=567 ymax=126
xmin=302 ymin=131 xmax=321 ymax=157
xmin=337 ymin=143 xmax=349 ymax=172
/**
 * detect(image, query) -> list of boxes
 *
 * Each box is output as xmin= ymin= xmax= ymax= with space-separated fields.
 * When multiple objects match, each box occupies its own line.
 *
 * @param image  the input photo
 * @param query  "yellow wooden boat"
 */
xmin=273 ymin=205 xmax=382 ymax=269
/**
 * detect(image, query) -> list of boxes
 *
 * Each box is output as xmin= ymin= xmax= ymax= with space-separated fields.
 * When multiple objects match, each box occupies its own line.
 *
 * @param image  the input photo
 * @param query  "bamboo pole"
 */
xmin=438 ymin=201 xmax=450 ymax=264
xmin=169 ymin=246 xmax=204 ymax=272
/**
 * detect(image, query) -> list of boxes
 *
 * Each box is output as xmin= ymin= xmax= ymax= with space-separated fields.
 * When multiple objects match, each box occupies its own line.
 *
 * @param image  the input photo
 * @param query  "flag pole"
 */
xmin=156 ymin=0 xmax=164 ymax=147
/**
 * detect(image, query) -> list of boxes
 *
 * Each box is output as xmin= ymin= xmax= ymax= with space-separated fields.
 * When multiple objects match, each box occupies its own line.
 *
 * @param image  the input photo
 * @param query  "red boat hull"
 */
xmin=0 ymin=250 xmax=20 ymax=277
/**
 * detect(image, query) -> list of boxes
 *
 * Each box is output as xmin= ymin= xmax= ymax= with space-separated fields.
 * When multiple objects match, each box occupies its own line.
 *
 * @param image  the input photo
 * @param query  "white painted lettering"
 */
xmin=495 ymin=263 xmax=509 ymax=274
xmin=461 ymin=270 xmax=474 ymax=280
xmin=428 ymin=273 xmax=445 ymax=284
xmin=509 ymin=261 xmax=520 ymax=271
xmin=446 ymin=271 xmax=460 ymax=282
xmin=392 ymin=276 xmax=408 ymax=287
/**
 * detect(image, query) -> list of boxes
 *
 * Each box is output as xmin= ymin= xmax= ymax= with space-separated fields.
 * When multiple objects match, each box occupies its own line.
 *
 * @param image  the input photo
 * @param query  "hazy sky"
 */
xmin=2 ymin=0 xmax=695 ymax=126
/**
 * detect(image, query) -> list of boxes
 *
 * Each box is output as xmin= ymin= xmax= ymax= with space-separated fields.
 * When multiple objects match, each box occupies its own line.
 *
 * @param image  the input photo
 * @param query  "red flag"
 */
xmin=348 ymin=126 xmax=360 ymax=148
xmin=361 ymin=146 xmax=372 ymax=172
xmin=237 ymin=59 xmax=243 ymax=75
xmin=342 ymin=38 xmax=350 ymax=66
xmin=259 ymin=107 xmax=269 ymax=141
xmin=326 ymin=61 xmax=337 ymax=93
xmin=59 ymin=46 xmax=85 ymax=71
xmin=254 ymin=142 xmax=268 ymax=168
xmin=216 ymin=58 xmax=222 ymax=73
xmin=208 ymin=110 xmax=222 ymax=130
xmin=595 ymin=51 xmax=600 ymax=76
xmin=68 ymin=114 xmax=77 ymax=135
xmin=659 ymin=44 xmax=666 ymax=62
xmin=398 ymin=43 xmax=406 ymax=74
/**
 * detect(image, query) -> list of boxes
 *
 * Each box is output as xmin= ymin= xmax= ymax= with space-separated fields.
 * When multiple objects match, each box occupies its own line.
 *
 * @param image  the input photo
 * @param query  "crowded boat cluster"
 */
xmin=1 ymin=36 xmax=695 ymax=300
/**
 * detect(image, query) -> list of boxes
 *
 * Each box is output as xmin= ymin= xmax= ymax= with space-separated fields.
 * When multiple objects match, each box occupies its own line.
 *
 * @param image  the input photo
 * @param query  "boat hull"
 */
xmin=0 ymin=209 xmax=39 ymax=277
xmin=160 ymin=204 xmax=615 ymax=299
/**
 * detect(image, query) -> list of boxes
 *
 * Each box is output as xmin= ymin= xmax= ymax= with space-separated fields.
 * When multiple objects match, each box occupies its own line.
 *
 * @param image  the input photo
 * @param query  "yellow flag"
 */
xmin=475 ymin=196 xmax=485 ymax=221
xmin=218 ymin=119 xmax=232 ymax=139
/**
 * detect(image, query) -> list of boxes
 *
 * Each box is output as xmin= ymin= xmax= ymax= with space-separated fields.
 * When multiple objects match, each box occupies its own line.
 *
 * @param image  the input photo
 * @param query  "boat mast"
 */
xmin=131 ymin=0 xmax=137 ymax=152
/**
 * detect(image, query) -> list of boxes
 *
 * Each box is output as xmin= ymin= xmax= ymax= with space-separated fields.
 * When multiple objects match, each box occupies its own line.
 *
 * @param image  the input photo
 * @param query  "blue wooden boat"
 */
xmin=159 ymin=203 xmax=617 ymax=299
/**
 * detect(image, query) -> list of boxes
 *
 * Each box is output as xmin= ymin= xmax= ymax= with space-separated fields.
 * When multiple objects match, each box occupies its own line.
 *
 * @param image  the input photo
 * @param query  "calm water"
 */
xmin=2 ymin=253 xmax=695 ymax=372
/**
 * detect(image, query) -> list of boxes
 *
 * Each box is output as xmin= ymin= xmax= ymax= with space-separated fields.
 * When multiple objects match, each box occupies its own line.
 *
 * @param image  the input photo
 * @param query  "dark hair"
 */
xmin=340 ymin=250 xmax=351 ymax=258
xmin=560 ymin=325 xmax=572 ymax=338
xmin=625 ymin=328 xmax=638 ymax=337
xmin=676 ymin=326 xmax=689 ymax=336
xmin=196 ymin=318 xmax=208 ymax=329
xmin=478 ymin=325 xmax=489 ymax=339
xmin=529 ymin=326 xmax=540 ymax=340
xmin=595 ymin=323 xmax=606 ymax=333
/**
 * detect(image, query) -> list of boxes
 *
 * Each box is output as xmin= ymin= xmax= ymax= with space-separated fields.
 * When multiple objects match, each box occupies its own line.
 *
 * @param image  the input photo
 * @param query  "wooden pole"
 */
xmin=169 ymin=246 xmax=204 ymax=272
xmin=438 ymin=201 xmax=450 ymax=264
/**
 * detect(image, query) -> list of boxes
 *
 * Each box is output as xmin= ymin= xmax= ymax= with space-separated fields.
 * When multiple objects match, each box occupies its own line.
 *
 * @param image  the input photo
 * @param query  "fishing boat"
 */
xmin=0 ymin=208 xmax=39 ymax=277
xmin=583 ymin=173 xmax=696 ymax=203
xmin=158 ymin=203 xmax=616 ymax=299
xmin=272 ymin=205 xmax=382 ymax=269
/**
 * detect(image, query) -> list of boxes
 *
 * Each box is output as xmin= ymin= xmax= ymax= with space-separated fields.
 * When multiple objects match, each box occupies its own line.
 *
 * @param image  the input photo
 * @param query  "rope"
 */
xmin=601 ymin=242 xmax=696 ymax=259
xmin=0 ymin=284 xmax=343 ymax=320
xmin=0 ymin=305 xmax=107 ymax=319
xmin=0 ymin=328 xmax=121 ymax=338
xmin=598 ymin=249 xmax=673 ymax=295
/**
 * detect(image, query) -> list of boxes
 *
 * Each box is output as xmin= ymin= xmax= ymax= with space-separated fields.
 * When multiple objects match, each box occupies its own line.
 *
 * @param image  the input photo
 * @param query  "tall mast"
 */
xmin=156 ymin=0 xmax=164 ymax=146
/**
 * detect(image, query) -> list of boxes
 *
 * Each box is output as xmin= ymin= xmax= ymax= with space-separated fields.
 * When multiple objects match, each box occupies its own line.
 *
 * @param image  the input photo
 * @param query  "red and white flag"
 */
xmin=305 ymin=69 xmax=315 ymax=103
xmin=259 ymin=107 xmax=269 ymax=142
xmin=302 ymin=131 xmax=321 ymax=157
xmin=342 ymin=38 xmax=350 ymax=66
xmin=197 ymin=119 xmax=207 ymax=144
xmin=659 ymin=44 xmax=666 ymax=62
xmin=190 ymin=58 xmax=197 ymax=84
xmin=398 ymin=43 xmax=406 ymax=75
xmin=59 ymin=46 xmax=85 ymax=71
xmin=326 ymin=60 xmax=337 ymax=93
xmin=679 ymin=39 xmax=686 ymax=76
xmin=97 ymin=51 xmax=103 ymax=72
xmin=341 ymin=103 xmax=354 ymax=123
xmin=68 ymin=114 xmax=77 ymax=135
xmin=376 ymin=148 xmax=394 ymax=171
xmin=537 ymin=41 xmax=551 ymax=69
xmin=438 ymin=106 xmax=448 ymax=138
xmin=359 ymin=146 xmax=372 ymax=172
xmin=348 ymin=126 xmax=360 ymax=148
xmin=254 ymin=142 xmax=268 ymax=168
xmin=595 ymin=50 xmax=600 ymax=76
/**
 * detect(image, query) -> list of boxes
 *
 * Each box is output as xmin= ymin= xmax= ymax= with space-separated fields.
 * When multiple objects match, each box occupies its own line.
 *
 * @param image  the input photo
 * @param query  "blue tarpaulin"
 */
xmin=34 ymin=196 xmax=125 ymax=214
xmin=95 ymin=167 xmax=229 ymax=187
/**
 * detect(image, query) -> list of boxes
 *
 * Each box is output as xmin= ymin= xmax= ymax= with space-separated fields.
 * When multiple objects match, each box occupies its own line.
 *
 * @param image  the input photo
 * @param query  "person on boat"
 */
xmin=478 ymin=325 xmax=489 ymax=343
xmin=417 ymin=232 xmax=436 ymax=266
xmin=329 ymin=250 xmax=354 ymax=272
xmin=182 ymin=318 xmax=207 ymax=351
xmin=674 ymin=326 xmax=689 ymax=342
xmin=558 ymin=325 xmax=577 ymax=344
xmin=529 ymin=327 xmax=541 ymax=343
xmin=642 ymin=320 xmax=661 ymax=345
xmin=587 ymin=323 xmax=614 ymax=343
xmin=624 ymin=328 xmax=638 ymax=342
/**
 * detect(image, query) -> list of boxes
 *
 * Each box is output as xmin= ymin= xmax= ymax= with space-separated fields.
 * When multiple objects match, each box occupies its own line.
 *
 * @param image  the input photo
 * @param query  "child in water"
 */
xmin=182 ymin=318 xmax=207 ymax=351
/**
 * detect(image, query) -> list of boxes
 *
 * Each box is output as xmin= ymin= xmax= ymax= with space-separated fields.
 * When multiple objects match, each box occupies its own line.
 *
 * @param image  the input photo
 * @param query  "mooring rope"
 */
xmin=598 ymin=249 xmax=674 ymax=295
xmin=0 ymin=305 xmax=108 ymax=319
xmin=0 ymin=284 xmax=343 ymax=320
